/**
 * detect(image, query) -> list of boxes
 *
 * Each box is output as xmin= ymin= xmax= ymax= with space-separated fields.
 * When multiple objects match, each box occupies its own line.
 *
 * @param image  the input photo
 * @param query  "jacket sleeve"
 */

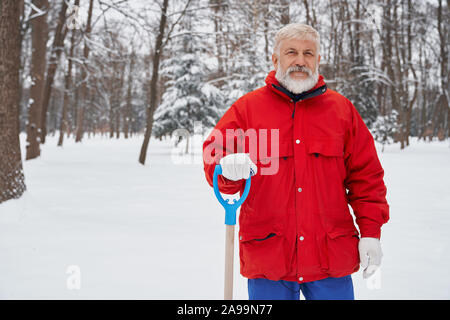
xmin=202 ymin=103 xmax=246 ymax=195
xmin=343 ymin=101 xmax=390 ymax=239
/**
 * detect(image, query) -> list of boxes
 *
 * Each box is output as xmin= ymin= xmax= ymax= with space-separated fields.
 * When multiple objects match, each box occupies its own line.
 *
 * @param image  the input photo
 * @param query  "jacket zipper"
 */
xmin=291 ymin=100 xmax=297 ymax=119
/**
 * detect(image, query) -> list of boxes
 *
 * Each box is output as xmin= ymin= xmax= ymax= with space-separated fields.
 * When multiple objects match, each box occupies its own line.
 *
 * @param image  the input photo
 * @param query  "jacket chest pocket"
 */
xmin=308 ymin=138 xmax=344 ymax=158
xmin=307 ymin=138 xmax=346 ymax=182
xmin=256 ymin=139 xmax=293 ymax=174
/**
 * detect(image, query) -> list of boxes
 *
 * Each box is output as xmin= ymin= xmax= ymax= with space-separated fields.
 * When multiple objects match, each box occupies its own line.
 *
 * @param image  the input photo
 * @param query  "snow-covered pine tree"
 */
xmin=153 ymin=29 xmax=224 ymax=150
xmin=341 ymin=55 xmax=379 ymax=128
xmin=371 ymin=110 xmax=398 ymax=152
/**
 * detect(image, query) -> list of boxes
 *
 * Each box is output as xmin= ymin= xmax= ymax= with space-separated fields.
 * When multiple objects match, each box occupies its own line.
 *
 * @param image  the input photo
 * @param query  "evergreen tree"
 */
xmin=371 ymin=110 xmax=399 ymax=152
xmin=153 ymin=32 xmax=224 ymax=142
xmin=341 ymin=56 xmax=379 ymax=128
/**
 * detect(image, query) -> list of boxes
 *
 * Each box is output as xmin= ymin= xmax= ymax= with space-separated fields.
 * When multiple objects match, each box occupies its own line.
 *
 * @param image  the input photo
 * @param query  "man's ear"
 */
xmin=272 ymin=53 xmax=278 ymax=70
xmin=318 ymin=54 xmax=321 ymax=65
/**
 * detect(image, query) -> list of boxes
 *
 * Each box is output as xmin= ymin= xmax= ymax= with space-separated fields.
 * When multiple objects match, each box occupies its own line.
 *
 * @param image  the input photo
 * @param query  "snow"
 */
xmin=0 ymin=134 xmax=449 ymax=299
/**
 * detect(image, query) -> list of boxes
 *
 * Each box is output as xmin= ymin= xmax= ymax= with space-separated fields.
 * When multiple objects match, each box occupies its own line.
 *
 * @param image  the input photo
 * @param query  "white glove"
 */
xmin=358 ymin=237 xmax=383 ymax=279
xmin=219 ymin=153 xmax=257 ymax=181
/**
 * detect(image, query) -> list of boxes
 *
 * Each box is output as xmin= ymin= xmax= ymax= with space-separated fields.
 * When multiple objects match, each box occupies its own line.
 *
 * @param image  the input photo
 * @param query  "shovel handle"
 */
xmin=213 ymin=164 xmax=253 ymax=300
xmin=224 ymin=224 xmax=235 ymax=300
xmin=212 ymin=164 xmax=252 ymax=226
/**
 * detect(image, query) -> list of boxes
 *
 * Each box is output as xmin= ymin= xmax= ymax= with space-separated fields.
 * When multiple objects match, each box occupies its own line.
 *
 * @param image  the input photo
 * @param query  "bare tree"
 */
xmin=58 ymin=0 xmax=79 ymax=147
xmin=138 ymin=0 xmax=169 ymax=165
xmin=210 ymin=0 xmax=227 ymax=75
xmin=25 ymin=0 xmax=49 ymax=160
xmin=75 ymin=0 xmax=94 ymax=142
xmin=40 ymin=1 xmax=69 ymax=144
xmin=139 ymin=0 xmax=193 ymax=165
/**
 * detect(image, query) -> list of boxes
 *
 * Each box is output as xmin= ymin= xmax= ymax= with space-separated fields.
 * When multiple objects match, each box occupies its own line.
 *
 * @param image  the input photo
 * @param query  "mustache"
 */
xmin=287 ymin=65 xmax=312 ymax=76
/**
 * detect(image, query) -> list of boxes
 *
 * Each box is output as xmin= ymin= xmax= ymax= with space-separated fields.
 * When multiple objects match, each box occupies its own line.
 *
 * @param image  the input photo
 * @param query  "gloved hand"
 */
xmin=219 ymin=153 xmax=257 ymax=181
xmin=358 ymin=237 xmax=383 ymax=279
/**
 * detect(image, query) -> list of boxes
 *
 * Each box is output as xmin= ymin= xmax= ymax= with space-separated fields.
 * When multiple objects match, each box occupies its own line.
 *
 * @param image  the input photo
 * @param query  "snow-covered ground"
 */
xmin=0 ymin=133 xmax=449 ymax=299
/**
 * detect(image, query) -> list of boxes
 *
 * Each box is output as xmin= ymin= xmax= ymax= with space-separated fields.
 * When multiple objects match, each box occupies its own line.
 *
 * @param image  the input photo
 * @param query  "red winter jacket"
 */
xmin=202 ymin=70 xmax=389 ymax=283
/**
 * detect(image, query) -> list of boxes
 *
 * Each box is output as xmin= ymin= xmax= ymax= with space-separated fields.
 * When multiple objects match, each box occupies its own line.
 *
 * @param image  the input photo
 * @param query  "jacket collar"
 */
xmin=265 ymin=70 xmax=327 ymax=102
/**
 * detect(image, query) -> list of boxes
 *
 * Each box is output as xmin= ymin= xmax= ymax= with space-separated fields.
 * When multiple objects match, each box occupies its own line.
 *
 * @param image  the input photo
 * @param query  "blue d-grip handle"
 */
xmin=213 ymin=164 xmax=252 ymax=226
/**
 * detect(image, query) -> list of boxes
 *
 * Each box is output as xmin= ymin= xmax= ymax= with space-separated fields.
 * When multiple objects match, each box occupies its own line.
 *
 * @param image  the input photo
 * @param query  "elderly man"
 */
xmin=202 ymin=23 xmax=389 ymax=300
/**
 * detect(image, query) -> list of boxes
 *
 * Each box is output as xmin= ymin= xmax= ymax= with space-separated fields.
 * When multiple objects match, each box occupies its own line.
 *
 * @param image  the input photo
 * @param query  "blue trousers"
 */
xmin=248 ymin=275 xmax=354 ymax=300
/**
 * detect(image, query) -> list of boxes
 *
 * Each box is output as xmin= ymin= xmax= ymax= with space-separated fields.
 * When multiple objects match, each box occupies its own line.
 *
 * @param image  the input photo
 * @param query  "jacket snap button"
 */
xmin=299 ymin=236 xmax=304 ymax=241
xmin=299 ymin=277 xmax=304 ymax=281
xmin=295 ymin=139 xmax=300 ymax=144
xmin=298 ymin=187 xmax=302 ymax=192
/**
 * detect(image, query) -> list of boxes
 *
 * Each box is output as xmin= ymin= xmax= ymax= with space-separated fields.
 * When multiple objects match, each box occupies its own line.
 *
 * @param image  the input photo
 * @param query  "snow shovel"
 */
xmin=213 ymin=164 xmax=253 ymax=300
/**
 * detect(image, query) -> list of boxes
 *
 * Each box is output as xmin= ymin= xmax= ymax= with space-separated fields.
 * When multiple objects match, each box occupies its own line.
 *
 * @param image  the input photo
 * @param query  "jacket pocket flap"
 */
xmin=327 ymin=227 xmax=359 ymax=240
xmin=239 ymin=230 xmax=280 ymax=242
xmin=307 ymin=139 xmax=344 ymax=157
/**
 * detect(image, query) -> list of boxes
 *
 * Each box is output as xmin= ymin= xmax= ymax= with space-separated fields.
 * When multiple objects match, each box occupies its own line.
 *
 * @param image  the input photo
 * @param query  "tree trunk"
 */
xmin=109 ymin=60 xmax=115 ymax=139
xmin=75 ymin=0 xmax=94 ymax=143
xmin=70 ymin=66 xmax=80 ymax=138
xmin=437 ymin=0 xmax=449 ymax=139
xmin=280 ymin=0 xmax=289 ymax=25
xmin=139 ymin=0 xmax=169 ymax=165
xmin=0 ymin=0 xmax=26 ymax=203
xmin=115 ymin=61 xmax=125 ymax=139
xmin=404 ymin=0 xmax=417 ymax=147
xmin=58 ymin=12 xmax=78 ymax=147
xmin=115 ymin=109 xmax=120 ymax=139
xmin=124 ymin=52 xmax=135 ymax=139
xmin=26 ymin=0 xmax=49 ymax=160
xmin=210 ymin=0 xmax=225 ymax=75
xmin=40 ymin=1 xmax=68 ymax=144
xmin=185 ymin=134 xmax=189 ymax=154
xmin=303 ymin=0 xmax=312 ymax=26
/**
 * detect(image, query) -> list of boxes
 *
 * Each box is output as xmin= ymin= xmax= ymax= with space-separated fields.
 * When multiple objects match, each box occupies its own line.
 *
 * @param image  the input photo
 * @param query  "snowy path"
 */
xmin=0 ymin=134 xmax=449 ymax=299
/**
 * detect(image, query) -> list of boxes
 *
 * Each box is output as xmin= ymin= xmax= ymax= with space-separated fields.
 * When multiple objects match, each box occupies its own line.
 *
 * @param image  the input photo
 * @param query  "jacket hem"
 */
xmin=241 ymin=269 xmax=357 ymax=284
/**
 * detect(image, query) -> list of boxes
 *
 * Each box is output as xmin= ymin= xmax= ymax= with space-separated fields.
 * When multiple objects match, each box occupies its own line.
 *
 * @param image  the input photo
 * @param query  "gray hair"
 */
xmin=273 ymin=23 xmax=320 ymax=56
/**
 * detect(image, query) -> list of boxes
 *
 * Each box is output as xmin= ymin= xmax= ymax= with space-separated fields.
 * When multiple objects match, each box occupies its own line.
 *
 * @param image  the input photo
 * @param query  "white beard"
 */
xmin=275 ymin=62 xmax=319 ymax=94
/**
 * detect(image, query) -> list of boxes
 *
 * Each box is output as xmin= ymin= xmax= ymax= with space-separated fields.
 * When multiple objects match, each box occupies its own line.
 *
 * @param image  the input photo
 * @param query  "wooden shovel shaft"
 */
xmin=213 ymin=164 xmax=252 ymax=300
xmin=224 ymin=224 xmax=235 ymax=300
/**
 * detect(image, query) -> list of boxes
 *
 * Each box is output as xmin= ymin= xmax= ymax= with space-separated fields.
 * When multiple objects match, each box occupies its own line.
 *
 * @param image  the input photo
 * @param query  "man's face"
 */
xmin=272 ymin=38 xmax=321 ymax=81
